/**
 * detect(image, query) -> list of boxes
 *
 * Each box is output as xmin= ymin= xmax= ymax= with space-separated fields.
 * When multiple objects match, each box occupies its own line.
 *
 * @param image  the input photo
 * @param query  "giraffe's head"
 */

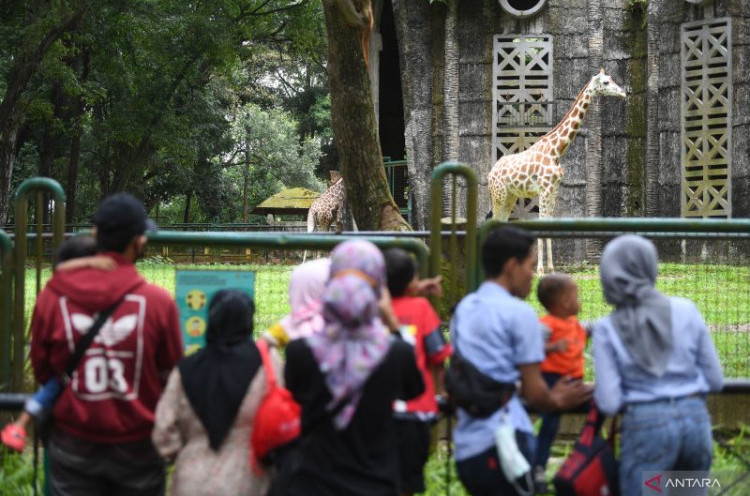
xmin=588 ymin=69 xmax=626 ymax=99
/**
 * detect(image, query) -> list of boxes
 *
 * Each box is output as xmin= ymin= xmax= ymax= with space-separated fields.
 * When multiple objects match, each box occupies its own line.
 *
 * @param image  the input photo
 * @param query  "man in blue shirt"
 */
xmin=451 ymin=226 xmax=590 ymax=496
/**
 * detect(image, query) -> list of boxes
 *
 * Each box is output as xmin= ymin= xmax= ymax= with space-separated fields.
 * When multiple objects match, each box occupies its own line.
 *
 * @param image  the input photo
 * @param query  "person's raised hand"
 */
xmin=415 ymin=276 xmax=443 ymax=297
xmin=550 ymin=376 xmax=592 ymax=411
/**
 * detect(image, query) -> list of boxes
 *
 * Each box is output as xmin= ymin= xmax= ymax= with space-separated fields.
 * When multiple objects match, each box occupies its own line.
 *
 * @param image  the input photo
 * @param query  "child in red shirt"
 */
xmin=383 ymin=248 xmax=452 ymax=496
xmin=533 ymin=273 xmax=588 ymax=492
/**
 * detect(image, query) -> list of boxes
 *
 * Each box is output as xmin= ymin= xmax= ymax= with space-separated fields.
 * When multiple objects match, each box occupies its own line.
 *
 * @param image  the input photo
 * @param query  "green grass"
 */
xmin=422 ymin=428 xmax=750 ymax=496
xmin=527 ymin=263 xmax=750 ymax=379
xmin=17 ymin=258 xmax=750 ymax=380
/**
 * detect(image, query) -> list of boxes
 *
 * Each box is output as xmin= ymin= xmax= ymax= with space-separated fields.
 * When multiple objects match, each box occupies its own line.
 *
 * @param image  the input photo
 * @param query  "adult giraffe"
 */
xmin=303 ymin=177 xmax=354 ymax=262
xmin=488 ymin=69 xmax=626 ymax=273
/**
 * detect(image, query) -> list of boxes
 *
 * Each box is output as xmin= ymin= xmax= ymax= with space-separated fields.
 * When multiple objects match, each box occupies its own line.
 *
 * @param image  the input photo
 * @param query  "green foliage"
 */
xmin=1 ymin=0 xmax=332 ymax=224
xmin=626 ymin=0 xmax=648 ymax=12
xmin=0 ymin=449 xmax=41 ymax=496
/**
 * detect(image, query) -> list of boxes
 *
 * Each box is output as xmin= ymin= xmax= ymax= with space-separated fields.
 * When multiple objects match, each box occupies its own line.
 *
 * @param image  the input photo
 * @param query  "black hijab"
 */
xmin=179 ymin=289 xmax=261 ymax=451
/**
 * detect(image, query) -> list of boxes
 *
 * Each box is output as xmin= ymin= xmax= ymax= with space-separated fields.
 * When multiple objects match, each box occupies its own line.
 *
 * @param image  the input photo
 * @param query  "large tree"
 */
xmin=0 ymin=3 xmax=88 ymax=224
xmin=321 ymin=0 xmax=410 ymax=231
xmin=391 ymin=0 xmax=435 ymax=231
xmin=0 ymin=0 xmax=330 ymax=225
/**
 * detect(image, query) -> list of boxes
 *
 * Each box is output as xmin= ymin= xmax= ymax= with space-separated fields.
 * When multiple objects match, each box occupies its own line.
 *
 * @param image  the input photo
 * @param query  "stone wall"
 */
xmin=446 ymin=0 xmax=749 ymax=264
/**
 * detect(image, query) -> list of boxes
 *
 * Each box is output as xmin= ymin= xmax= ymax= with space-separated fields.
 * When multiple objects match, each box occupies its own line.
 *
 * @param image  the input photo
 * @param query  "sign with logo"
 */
xmin=643 ymin=471 xmax=726 ymax=495
xmin=176 ymin=270 xmax=255 ymax=355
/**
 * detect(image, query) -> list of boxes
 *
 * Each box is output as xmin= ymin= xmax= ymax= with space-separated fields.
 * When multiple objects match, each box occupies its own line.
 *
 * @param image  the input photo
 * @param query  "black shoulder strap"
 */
xmin=61 ymin=295 xmax=128 ymax=383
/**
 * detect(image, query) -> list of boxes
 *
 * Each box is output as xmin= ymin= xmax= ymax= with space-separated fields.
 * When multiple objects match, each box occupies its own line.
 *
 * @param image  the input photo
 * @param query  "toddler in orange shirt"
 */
xmin=533 ymin=273 xmax=589 ymax=492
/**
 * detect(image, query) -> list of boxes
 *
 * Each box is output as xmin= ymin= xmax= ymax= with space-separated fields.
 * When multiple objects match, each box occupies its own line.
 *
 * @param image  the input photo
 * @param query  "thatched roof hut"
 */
xmin=252 ymin=187 xmax=320 ymax=218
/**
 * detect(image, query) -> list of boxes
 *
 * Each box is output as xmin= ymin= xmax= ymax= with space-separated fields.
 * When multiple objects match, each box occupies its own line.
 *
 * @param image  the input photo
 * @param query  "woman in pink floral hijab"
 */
xmin=275 ymin=239 xmax=423 ymax=496
xmin=263 ymin=258 xmax=331 ymax=347
xmin=306 ymin=240 xmax=392 ymax=429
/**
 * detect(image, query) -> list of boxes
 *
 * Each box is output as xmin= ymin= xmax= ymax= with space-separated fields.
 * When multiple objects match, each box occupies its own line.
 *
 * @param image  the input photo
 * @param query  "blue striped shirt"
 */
xmin=593 ymin=296 xmax=724 ymax=416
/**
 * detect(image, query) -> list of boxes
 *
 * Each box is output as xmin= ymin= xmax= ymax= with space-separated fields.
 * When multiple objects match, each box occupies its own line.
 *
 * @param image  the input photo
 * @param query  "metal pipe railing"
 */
xmin=0 ymin=229 xmax=13 ymax=389
xmin=4 ymin=379 xmax=750 ymax=413
xmin=12 ymin=178 xmax=66 ymax=390
xmin=146 ymin=231 xmax=430 ymax=279
xmin=429 ymin=163 xmax=478 ymax=306
xmin=477 ymin=217 xmax=750 ymax=287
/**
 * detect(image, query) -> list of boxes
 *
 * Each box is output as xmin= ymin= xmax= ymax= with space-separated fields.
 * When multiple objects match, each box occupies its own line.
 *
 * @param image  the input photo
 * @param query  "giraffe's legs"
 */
xmin=537 ymin=191 xmax=557 ymax=274
xmin=537 ymin=238 xmax=545 ymax=274
xmin=546 ymin=237 xmax=554 ymax=272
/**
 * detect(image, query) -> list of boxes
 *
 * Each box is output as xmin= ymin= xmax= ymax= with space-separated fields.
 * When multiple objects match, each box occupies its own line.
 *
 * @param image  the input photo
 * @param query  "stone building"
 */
xmin=370 ymin=0 xmax=749 ymax=239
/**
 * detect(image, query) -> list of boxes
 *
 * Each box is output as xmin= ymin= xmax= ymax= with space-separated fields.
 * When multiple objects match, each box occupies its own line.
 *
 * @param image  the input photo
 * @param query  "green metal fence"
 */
xmin=475 ymin=218 xmax=750 ymax=378
xmin=0 ymin=228 xmax=12 ymax=390
xmin=429 ymin=163 xmax=478 ymax=313
xmin=6 ymin=174 xmax=750 ymax=387
xmin=11 ymin=178 xmax=65 ymax=390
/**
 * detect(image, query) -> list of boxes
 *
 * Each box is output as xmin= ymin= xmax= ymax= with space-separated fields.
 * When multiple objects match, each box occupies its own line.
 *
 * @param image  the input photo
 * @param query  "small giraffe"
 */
xmin=488 ymin=69 xmax=626 ymax=273
xmin=303 ymin=177 xmax=346 ymax=262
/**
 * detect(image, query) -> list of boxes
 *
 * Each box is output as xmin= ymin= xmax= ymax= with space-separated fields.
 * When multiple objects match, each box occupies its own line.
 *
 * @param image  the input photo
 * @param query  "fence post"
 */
xmin=429 ymin=163 xmax=478 ymax=305
xmin=12 ymin=178 xmax=66 ymax=390
xmin=0 ymin=229 xmax=12 ymax=390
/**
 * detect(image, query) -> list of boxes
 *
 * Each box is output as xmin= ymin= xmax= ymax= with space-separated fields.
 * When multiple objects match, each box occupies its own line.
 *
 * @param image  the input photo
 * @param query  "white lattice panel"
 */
xmin=492 ymin=35 xmax=554 ymax=219
xmin=681 ymin=18 xmax=732 ymax=218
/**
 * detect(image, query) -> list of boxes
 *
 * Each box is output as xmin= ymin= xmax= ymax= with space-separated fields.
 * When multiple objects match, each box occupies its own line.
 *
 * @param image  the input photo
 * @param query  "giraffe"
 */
xmin=487 ymin=69 xmax=626 ymax=273
xmin=303 ymin=177 xmax=346 ymax=262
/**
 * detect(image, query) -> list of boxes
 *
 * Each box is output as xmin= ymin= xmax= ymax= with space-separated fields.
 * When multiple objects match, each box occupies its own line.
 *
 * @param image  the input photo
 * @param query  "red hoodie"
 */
xmin=30 ymin=253 xmax=183 ymax=444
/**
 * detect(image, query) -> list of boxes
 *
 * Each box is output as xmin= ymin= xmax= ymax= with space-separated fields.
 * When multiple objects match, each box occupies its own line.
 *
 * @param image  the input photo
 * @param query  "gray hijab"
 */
xmin=599 ymin=235 xmax=673 ymax=377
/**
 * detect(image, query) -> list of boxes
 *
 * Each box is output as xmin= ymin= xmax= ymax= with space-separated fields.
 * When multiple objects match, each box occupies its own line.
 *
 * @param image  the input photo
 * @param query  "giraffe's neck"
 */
xmin=330 ymin=177 xmax=344 ymax=197
xmin=543 ymin=80 xmax=594 ymax=160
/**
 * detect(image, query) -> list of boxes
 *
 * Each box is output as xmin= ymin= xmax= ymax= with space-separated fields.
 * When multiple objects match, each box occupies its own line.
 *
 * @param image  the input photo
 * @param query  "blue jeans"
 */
xmin=534 ymin=373 xmax=562 ymax=470
xmin=619 ymin=396 xmax=713 ymax=496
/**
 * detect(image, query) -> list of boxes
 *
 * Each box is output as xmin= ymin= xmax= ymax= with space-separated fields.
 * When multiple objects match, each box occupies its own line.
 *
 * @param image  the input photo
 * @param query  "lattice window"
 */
xmin=492 ymin=35 xmax=553 ymax=219
xmin=681 ymin=18 xmax=732 ymax=218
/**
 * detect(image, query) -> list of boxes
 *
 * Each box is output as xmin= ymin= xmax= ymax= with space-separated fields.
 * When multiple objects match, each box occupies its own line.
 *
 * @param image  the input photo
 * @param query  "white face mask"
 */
xmin=494 ymin=415 xmax=533 ymax=496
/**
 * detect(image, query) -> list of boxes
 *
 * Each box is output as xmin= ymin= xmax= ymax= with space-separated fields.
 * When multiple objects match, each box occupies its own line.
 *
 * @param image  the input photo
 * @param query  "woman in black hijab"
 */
xmin=153 ymin=290 xmax=277 ymax=496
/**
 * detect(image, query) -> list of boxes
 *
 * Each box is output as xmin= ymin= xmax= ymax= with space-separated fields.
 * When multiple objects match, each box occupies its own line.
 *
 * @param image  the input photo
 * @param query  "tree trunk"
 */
xmin=585 ymin=0 xmax=603 ymax=260
xmin=322 ymin=0 xmax=410 ymax=231
xmin=442 ymin=0 xmax=459 ymax=217
xmin=183 ymin=190 xmax=193 ymax=224
xmin=0 ymin=7 xmax=87 ymax=225
xmin=392 ymin=0 xmax=433 ymax=230
xmin=645 ymin=0 xmax=661 ymax=217
xmin=243 ymin=148 xmax=250 ymax=222
xmin=67 ymin=123 xmax=81 ymax=224
xmin=0 ymin=112 xmax=19 ymax=225
xmin=66 ymin=49 xmax=89 ymax=224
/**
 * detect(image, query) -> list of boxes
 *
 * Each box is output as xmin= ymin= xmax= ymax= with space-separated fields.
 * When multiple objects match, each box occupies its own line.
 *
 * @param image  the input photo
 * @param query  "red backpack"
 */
xmin=250 ymin=340 xmax=302 ymax=474
xmin=553 ymin=400 xmax=619 ymax=496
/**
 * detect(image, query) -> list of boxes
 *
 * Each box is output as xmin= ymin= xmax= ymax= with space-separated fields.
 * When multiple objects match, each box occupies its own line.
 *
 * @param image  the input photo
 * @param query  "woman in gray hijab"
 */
xmin=592 ymin=235 xmax=723 ymax=496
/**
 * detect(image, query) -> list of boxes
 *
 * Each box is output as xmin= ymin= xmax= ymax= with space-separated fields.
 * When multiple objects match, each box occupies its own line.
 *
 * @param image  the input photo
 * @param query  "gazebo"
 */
xmin=252 ymin=187 xmax=320 ymax=222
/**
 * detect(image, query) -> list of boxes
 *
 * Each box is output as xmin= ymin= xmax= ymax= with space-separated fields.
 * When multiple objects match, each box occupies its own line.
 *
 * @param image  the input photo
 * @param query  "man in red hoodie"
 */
xmin=30 ymin=193 xmax=183 ymax=496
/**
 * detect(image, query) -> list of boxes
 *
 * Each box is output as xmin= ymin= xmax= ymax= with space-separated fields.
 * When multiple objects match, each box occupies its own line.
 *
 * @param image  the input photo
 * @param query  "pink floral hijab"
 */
xmin=279 ymin=258 xmax=331 ymax=341
xmin=306 ymin=240 xmax=391 ymax=430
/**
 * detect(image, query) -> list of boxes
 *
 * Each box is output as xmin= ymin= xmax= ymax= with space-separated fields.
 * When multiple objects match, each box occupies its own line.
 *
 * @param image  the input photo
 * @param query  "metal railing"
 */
xmin=11 ymin=178 xmax=66 ymax=391
xmin=429 ymin=163 xmax=478 ymax=311
xmin=147 ymin=230 xmax=429 ymax=279
xmin=0 ymin=228 xmax=12 ymax=390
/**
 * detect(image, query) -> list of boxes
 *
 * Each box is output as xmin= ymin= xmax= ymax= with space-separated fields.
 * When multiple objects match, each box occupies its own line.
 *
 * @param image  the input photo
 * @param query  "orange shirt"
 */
xmin=540 ymin=315 xmax=586 ymax=378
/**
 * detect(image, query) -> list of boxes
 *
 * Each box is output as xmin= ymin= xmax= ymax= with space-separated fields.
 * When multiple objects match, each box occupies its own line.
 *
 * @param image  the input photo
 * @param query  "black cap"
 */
xmin=94 ymin=193 xmax=157 ymax=251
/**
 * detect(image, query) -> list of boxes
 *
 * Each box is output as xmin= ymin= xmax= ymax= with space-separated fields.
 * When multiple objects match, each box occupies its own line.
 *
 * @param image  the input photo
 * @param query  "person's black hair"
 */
xmin=93 ymin=192 xmax=155 ymax=253
xmin=54 ymin=235 xmax=98 ymax=267
xmin=481 ymin=226 xmax=536 ymax=278
xmin=383 ymin=247 xmax=416 ymax=297
xmin=536 ymin=273 xmax=574 ymax=312
xmin=207 ymin=289 xmax=255 ymax=349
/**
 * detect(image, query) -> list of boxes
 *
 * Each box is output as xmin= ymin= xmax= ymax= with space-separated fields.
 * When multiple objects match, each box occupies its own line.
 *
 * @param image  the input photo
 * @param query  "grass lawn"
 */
xmin=20 ymin=259 xmax=750 ymax=378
